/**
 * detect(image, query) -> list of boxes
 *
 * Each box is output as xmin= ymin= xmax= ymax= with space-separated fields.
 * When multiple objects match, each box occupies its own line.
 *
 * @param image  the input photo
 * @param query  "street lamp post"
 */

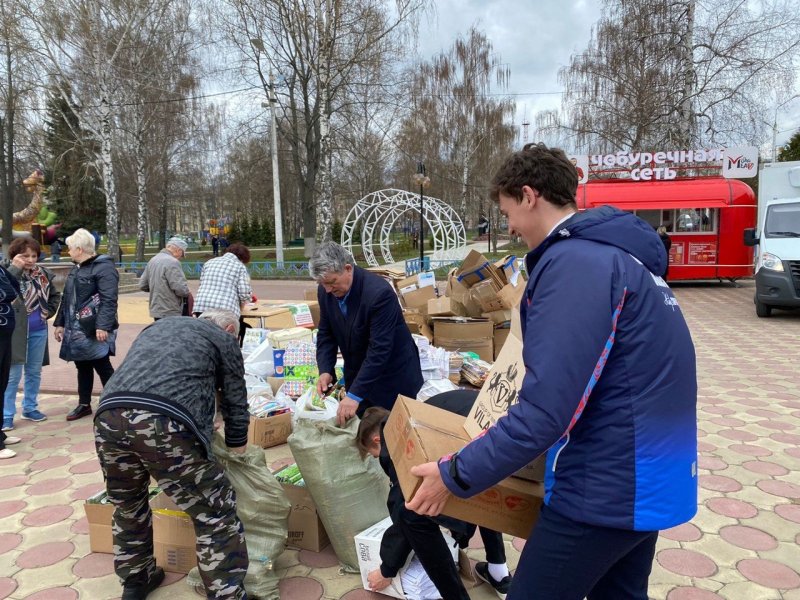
xmin=413 ymin=162 xmax=430 ymax=272
xmin=262 ymin=85 xmax=284 ymax=268
xmin=251 ymin=38 xmax=284 ymax=268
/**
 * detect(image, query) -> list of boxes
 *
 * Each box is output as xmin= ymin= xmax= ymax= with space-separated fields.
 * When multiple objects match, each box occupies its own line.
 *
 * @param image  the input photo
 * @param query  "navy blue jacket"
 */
xmin=439 ymin=207 xmax=698 ymax=532
xmin=316 ymin=266 xmax=422 ymax=410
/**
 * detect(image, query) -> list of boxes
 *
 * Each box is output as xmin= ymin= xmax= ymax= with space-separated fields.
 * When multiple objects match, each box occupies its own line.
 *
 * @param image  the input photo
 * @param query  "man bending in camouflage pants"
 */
xmin=94 ymin=309 xmax=249 ymax=600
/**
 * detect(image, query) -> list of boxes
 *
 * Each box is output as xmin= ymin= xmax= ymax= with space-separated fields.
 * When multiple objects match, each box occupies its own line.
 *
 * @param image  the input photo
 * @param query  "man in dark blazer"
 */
xmin=311 ymin=242 xmax=423 ymax=426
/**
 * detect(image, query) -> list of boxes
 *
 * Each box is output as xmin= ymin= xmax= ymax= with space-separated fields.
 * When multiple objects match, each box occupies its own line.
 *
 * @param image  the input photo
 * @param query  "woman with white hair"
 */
xmin=53 ymin=228 xmax=120 ymax=421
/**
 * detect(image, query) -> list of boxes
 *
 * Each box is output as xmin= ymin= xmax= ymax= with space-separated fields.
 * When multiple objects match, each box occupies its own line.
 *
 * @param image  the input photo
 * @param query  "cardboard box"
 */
xmin=354 ymin=516 xmax=457 ymax=599
xmin=384 ymin=396 xmax=544 ymax=539
xmin=248 ymin=412 xmax=292 ymax=448
xmin=433 ymin=318 xmax=493 ymax=362
xmin=304 ymin=288 xmax=318 ymax=302
xmin=151 ymin=492 xmax=197 ymax=574
xmin=84 ymin=501 xmax=115 ymax=554
xmin=483 ymin=309 xmax=512 ymax=325
xmin=493 ymin=327 xmax=511 ymax=360
xmin=471 ymin=280 xmax=506 ymax=313
xmin=454 ymin=250 xmax=496 ymax=289
xmin=402 ymin=285 xmax=436 ymax=313
xmin=282 ymin=483 xmax=330 ymax=552
xmin=403 ymin=310 xmax=433 ymax=342
xmin=445 ymin=268 xmax=485 ymax=318
xmin=427 ymin=296 xmax=466 ymax=318
xmin=267 ymin=327 xmax=313 ymax=349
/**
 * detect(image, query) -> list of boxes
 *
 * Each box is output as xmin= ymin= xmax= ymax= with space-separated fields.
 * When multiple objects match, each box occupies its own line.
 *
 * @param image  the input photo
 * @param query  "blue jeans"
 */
xmin=3 ymin=327 xmax=48 ymax=419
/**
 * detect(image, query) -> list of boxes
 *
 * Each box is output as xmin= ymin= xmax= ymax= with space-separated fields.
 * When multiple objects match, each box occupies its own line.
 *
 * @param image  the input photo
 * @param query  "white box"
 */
xmin=354 ymin=517 xmax=457 ymax=600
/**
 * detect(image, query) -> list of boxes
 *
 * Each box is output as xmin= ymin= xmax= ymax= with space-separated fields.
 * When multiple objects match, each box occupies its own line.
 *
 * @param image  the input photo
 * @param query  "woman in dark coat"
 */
xmin=3 ymin=237 xmax=61 ymax=430
xmin=53 ymin=228 xmax=119 ymax=421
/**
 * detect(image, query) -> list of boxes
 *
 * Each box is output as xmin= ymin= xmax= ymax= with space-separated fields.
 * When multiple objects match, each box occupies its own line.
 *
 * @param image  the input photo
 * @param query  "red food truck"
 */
xmin=570 ymin=148 xmax=758 ymax=281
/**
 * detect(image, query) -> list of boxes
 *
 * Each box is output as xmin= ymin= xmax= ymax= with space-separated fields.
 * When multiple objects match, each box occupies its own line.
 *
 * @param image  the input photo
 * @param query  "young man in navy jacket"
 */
xmin=311 ymin=242 xmax=423 ymax=426
xmin=408 ymin=143 xmax=698 ymax=599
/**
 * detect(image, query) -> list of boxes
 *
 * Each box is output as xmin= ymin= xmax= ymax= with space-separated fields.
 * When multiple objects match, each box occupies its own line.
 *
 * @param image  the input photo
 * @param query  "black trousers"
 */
xmin=509 ymin=505 xmax=658 ymax=600
xmin=0 ymin=333 xmax=11 ymax=449
xmin=75 ymin=355 xmax=115 ymax=406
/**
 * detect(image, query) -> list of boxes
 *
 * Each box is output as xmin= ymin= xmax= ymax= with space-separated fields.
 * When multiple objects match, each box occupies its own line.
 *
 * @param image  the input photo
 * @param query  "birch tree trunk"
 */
xmin=134 ymin=102 xmax=148 ymax=261
xmin=98 ymin=89 xmax=119 ymax=261
xmin=678 ymin=0 xmax=696 ymax=146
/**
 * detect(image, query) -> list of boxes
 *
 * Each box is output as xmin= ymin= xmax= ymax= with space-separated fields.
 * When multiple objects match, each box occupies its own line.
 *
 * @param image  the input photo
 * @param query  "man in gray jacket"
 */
xmin=138 ymin=237 xmax=191 ymax=320
xmin=94 ymin=310 xmax=249 ymax=599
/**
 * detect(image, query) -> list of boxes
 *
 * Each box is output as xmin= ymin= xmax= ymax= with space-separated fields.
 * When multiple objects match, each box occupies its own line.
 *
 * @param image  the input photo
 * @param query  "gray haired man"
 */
xmin=311 ymin=242 xmax=423 ymax=426
xmin=138 ymin=237 xmax=191 ymax=320
xmin=94 ymin=310 xmax=249 ymax=600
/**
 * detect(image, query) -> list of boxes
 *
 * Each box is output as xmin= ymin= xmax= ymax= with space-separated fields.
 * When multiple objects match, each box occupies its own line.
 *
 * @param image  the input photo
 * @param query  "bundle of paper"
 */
xmin=449 ymin=352 xmax=464 ymax=384
xmin=461 ymin=357 xmax=492 ymax=387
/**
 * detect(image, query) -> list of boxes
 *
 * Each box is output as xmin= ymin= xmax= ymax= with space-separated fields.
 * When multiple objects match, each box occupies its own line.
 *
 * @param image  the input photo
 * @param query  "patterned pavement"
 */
xmin=1 ymin=279 xmax=799 ymax=599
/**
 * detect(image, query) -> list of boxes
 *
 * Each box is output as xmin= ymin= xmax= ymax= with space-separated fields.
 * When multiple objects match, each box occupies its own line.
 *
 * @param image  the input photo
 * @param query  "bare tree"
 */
xmin=396 ymin=27 xmax=516 ymax=229
xmin=219 ymin=0 xmax=426 ymax=252
xmin=24 ymin=0 xmax=171 ymax=259
xmin=539 ymin=0 xmax=800 ymax=152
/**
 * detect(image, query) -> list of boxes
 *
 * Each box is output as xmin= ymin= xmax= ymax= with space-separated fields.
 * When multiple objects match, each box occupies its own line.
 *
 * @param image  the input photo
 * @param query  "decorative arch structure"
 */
xmin=341 ymin=189 xmax=466 ymax=267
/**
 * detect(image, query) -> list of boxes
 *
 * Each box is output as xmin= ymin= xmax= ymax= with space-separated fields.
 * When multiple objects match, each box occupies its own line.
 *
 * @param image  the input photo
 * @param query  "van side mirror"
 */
xmin=743 ymin=228 xmax=758 ymax=247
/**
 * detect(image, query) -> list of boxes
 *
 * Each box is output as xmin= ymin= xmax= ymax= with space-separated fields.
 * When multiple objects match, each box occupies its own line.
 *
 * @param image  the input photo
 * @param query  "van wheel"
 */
xmin=755 ymin=300 xmax=772 ymax=318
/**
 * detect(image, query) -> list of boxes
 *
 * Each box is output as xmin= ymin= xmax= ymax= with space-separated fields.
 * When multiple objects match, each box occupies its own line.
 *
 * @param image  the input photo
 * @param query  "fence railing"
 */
xmin=119 ymin=260 xmax=310 ymax=279
xmin=404 ymin=258 xmax=461 ymax=276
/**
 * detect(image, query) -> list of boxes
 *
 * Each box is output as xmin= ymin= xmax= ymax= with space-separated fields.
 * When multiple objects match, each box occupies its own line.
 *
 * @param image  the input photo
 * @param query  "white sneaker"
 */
xmin=4 ymin=436 xmax=21 ymax=445
xmin=0 ymin=448 xmax=17 ymax=459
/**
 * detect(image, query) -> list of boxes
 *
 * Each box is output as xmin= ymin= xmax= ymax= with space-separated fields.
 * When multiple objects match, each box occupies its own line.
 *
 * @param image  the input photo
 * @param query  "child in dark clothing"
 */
xmin=358 ymin=401 xmax=513 ymax=600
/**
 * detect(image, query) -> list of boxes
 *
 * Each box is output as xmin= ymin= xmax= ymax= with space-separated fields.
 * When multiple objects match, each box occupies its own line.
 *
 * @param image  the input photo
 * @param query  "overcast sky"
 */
xmin=414 ymin=0 xmax=800 ymax=151
xmin=415 ymin=0 xmax=603 ymax=147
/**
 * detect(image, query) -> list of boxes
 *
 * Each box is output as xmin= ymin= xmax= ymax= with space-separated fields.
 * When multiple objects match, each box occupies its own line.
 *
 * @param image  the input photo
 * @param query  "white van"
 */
xmin=743 ymin=160 xmax=800 ymax=317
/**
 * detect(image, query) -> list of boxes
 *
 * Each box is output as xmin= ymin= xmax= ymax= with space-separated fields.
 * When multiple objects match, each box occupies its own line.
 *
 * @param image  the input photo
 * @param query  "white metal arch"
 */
xmin=341 ymin=189 xmax=466 ymax=267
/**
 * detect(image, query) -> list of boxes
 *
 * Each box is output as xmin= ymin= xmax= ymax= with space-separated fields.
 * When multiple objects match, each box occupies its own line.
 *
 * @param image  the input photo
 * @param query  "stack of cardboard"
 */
xmin=442 ymin=251 xmax=526 ymax=359
xmin=396 ymin=272 xmax=437 ymax=315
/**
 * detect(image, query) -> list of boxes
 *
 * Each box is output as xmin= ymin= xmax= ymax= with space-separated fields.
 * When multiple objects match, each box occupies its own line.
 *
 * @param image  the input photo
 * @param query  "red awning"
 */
xmin=577 ymin=178 xmax=754 ymax=210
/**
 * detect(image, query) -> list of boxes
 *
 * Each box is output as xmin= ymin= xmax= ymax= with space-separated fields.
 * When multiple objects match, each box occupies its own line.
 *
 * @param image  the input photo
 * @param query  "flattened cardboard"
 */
xmin=483 ymin=309 xmax=512 ymax=325
xmin=151 ymin=492 xmax=197 ymax=574
xmin=248 ymin=412 xmax=292 ymax=448
xmin=493 ymin=327 xmax=511 ymax=360
xmin=84 ymin=502 xmax=115 ymax=554
xmin=384 ymin=396 xmax=543 ymax=539
xmin=282 ymin=483 xmax=330 ymax=552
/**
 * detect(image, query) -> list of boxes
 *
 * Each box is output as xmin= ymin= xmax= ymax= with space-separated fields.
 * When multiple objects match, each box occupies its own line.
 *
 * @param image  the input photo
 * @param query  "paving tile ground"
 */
xmin=1 ymin=278 xmax=799 ymax=599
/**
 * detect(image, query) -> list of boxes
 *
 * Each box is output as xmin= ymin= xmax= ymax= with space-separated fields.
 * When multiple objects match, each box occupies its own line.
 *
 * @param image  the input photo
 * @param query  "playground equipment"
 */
xmin=0 ymin=169 xmax=61 ymax=243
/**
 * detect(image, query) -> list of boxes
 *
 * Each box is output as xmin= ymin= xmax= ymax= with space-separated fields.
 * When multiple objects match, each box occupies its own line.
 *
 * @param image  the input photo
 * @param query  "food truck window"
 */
xmin=635 ymin=210 xmax=661 ymax=228
xmin=675 ymin=208 xmax=716 ymax=233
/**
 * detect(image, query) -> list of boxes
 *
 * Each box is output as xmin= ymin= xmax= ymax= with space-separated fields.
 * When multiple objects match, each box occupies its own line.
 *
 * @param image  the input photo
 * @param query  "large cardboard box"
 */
xmin=151 ymin=492 xmax=197 ymax=574
xmin=248 ymin=412 xmax=292 ymax=448
xmin=354 ymin=516 xmax=457 ymax=599
xmin=427 ymin=296 xmax=465 ymax=318
xmin=445 ymin=269 xmax=484 ymax=318
xmin=384 ymin=396 xmax=544 ymax=539
xmin=433 ymin=318 xmax=493 ymax=362
xmin=282 ymin=483 xmax=330 ymax=552
xmin=84 ymin=501 xmax=115 ymax=554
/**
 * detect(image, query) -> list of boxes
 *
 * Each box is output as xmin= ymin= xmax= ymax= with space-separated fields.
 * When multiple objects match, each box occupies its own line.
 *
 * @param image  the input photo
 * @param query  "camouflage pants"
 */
xmin=95 ymin=408 xmax=248 ymax=599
